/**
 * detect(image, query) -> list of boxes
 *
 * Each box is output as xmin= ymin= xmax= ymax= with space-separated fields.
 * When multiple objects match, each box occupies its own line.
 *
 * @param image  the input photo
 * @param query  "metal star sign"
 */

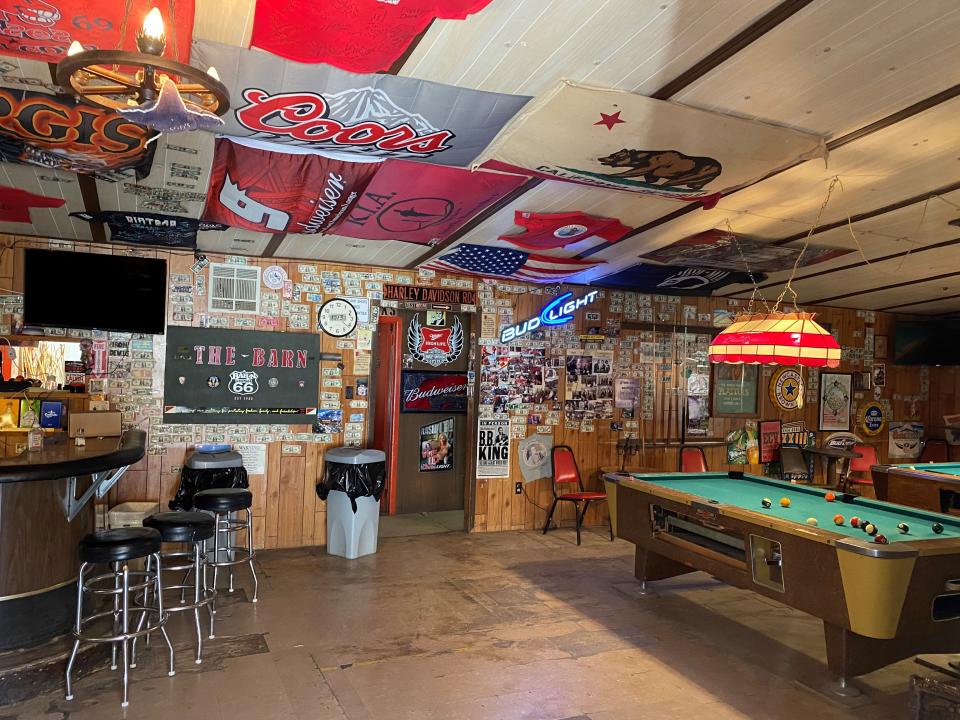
xmin=594 ymin=110 xmax=625 ymax=130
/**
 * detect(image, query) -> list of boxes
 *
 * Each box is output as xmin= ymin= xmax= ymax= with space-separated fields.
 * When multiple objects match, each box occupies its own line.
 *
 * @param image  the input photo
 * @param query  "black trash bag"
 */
xmin=170 ymin=466 xmax=250 ymax=511
xmin=316 ymin=460 xmax=386 ymax=513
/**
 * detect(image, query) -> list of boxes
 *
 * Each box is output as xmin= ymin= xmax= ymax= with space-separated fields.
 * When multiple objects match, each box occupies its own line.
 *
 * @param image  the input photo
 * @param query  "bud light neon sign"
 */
xmin=500 ymin=291 xmax=599 ymax=343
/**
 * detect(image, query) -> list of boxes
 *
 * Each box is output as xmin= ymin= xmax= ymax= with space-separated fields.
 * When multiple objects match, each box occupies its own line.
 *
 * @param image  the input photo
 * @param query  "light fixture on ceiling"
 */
xmin=55 ymin=7 xmax=229 ymax=133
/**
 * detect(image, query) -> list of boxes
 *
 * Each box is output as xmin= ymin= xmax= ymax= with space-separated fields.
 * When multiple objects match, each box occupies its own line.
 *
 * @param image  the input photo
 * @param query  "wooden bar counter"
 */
xmin=0 ymin=430 xmax=145 ymax=651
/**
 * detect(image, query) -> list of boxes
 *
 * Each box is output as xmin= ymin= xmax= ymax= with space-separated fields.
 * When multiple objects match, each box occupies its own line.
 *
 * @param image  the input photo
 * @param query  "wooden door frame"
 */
xmin=373 ymin=316 xmax=402 ymax=515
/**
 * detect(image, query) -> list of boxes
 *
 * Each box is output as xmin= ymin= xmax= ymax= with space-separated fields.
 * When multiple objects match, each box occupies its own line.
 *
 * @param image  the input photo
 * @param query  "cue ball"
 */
xmin=850 ymin=517 xmax=861 ymax=528
xmin=897 ymin=522 xmax=909 ymax=534
xmin=780 ymin=497 xmax=791 ymax=508
xmin=806 ymin=517 xmax=818 ymax=526
xmin=833 ymin=514 xmax=844 ymax=526
xmin=933 ymin=522 xmax=945 ymax=534
xmin=761 ymin=498 xmax=772 ymax=508
xmin=874 ymin=534 xmax=889 ymax=544
xmin=825 ymin=492 xmax=836 ymax=502
xmin=864 ymin=523 xmax=878 ymax=536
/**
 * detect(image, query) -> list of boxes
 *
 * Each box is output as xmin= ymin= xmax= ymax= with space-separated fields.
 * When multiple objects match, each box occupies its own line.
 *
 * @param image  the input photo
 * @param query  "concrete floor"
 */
xmin=4 ymin=527 xmax=934 ymax=719
xmin=378 ymin=510 xmax=466 ymax=537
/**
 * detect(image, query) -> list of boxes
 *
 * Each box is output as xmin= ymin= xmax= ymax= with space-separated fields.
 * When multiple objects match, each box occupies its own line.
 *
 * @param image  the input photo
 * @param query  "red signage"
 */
xmin=401 ymin=372 xmax=468 ymax=413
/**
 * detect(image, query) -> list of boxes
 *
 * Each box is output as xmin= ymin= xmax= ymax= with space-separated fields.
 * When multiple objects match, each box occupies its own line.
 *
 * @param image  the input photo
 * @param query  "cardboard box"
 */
xmin=68 ymin=411 xmax=121 ymax=438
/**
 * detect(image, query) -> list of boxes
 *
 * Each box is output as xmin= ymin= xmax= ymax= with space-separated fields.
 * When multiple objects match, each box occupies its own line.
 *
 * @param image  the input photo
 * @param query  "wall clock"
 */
xmin=317 ymin=298 xmax=357 ymax=337
xmin=769 ymin=367 xmax=804 ymax=411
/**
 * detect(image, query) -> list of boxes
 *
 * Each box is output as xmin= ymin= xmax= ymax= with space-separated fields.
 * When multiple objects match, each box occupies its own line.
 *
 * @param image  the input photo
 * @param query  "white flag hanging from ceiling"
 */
xmin=476 ymin=80 xmax=826 ymax=202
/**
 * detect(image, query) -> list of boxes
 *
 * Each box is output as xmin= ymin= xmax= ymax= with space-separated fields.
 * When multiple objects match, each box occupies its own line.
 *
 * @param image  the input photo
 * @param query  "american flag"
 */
xmin=421 ymin=244 xmax=602 ymax=283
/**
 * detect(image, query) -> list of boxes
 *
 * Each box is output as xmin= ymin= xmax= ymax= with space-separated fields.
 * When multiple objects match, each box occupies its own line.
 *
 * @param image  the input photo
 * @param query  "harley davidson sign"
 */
xmin=401 ymin=372 xmax=468 ymax=413
xmin=384 ymin=285 xmax=475 ymax=306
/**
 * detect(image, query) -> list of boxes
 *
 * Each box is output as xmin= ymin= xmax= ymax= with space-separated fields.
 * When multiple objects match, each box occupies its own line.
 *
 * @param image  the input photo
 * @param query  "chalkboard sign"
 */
xmin=163 ymin=327 xmax=321 ymax=424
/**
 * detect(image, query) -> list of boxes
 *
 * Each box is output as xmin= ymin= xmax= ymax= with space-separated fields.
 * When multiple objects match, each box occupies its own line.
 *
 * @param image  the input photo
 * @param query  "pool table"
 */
xmin=872 ymin=462 xmax=960 ymax=513
xmin=603 ymin=470 xmax=960 ymax=685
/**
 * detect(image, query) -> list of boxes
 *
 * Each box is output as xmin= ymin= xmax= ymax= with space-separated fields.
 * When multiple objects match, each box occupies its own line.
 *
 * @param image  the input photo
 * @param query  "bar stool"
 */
xmin=193 ymin=488 xmax=259 ymax=604
xmin=65 ymin=527 xmax=175 ymax=708
xmin=132 ymin=512 xmax=217 ymax=666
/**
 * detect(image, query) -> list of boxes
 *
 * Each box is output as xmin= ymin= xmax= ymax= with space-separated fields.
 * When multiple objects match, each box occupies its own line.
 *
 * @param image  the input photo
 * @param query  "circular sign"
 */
xmin=858 ymin=401 xmax=886 ymax=436
xmin=318 ymin=298 xmax=358 ymax=337
xmin=554 ymin=224 xmax=588 ymax=238
xmin=263 ymin=265 xmax=288 ymax=290
xmin=769 ymin=367 xmax=804 ymax=411
xmin=376 ymin=198 xmax=454 ymax=232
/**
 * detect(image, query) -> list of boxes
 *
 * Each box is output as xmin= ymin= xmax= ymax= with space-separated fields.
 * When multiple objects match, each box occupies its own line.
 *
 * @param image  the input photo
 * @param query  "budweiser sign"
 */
xmin=401 ymin=372 xmax=468 ymax=413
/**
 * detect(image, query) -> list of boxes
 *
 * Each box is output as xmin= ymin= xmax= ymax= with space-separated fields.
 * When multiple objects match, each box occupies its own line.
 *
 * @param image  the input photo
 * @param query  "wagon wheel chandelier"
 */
xmin=55 ymin=7 xmax=229 ymax=133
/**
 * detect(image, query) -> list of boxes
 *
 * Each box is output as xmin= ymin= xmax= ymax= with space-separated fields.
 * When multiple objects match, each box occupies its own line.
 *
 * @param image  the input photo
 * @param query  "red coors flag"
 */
xmin=499 ymin=211 xmax=631 ymax=252
xmin=334 ymin=160 xmax=527 ymax=244
xmin=251 ymin=0 xmax=493 ymax=73
xmin=202 ymin=139 xmax=380 ymax=234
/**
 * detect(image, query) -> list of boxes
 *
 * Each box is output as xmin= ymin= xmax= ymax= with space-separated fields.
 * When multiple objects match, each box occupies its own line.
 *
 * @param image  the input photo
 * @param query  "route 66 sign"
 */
xmin=229 ymin=370 xmax=259 ymax=395
xmin=407 ymin=314 xmax=463 ymax=367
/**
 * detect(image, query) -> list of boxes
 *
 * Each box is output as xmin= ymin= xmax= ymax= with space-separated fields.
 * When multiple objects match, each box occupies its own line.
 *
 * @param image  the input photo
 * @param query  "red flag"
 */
xmin=0 ymin=186 xmax=64 ymax=222
xmin=251 ymin=0 xmax=492 ymax=72
xmin=499 ymin=211 xmax=630 ymax=252
xmin=334 ymin=160 xmax=526 ymax=244
xmin=0 ymin=0 xmax=194 ymax=62
xmin=202 ymin=139 xmax=380 ymax=234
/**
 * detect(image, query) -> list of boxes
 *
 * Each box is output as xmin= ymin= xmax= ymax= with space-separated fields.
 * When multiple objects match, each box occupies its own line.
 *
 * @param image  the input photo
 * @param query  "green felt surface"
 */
xmin=893 ymin=462 xmax=960 ymax=476
xmin=629 ymin=472 xmax=960 ymax=542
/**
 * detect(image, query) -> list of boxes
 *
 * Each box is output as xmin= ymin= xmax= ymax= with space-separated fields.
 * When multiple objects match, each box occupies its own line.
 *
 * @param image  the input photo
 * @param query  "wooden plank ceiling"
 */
xmin=2 ymin=0 xmax=959 ymax=314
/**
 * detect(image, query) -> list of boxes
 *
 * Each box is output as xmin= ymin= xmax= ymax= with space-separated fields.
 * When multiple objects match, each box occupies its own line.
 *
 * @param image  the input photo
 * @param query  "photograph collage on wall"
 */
xmin=479 ymin=346 xmax=560 ymax=414
xmin=420 ymin=417 xmax=454 ymax=472
xmin=564 ymin=349 xmax=614 ymax=421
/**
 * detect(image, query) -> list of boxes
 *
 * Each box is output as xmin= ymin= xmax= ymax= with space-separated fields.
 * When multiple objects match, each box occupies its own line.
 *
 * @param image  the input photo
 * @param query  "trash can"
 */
xmin=317 ymin=448 xmax=386 ymax=559
xmin=170 ymin=445 xmax=248 ymax=511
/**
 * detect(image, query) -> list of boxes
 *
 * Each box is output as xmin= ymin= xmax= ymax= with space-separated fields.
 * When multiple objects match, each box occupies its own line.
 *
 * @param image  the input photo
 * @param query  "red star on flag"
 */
xmin=594 ymin=111 xmax=625 ymax=130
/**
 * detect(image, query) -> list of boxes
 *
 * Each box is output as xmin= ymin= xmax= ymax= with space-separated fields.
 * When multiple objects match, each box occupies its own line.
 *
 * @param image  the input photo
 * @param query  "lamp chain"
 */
xmin=724 ymin=219 xmax=770 ymax=316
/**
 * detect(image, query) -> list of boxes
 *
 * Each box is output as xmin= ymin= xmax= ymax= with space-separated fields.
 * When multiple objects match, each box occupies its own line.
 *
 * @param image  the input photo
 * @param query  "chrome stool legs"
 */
xmin=208 ymin=508 xmax=258 ymax=606
xmin=65 ymin=554 xmax=174 ymax=707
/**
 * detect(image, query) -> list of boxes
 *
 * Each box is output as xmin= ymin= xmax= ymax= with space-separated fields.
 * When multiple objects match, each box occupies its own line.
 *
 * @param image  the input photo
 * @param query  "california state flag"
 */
xmin=477 ymin=80 xmax=826 ymax=202
xmin=499 ymin=211 xmax=630 ymax=253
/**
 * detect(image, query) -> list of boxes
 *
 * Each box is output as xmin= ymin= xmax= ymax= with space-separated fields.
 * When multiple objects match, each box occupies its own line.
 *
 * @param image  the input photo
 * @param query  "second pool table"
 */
xmin=872 ymin=462 xmax=960 ymax=513
xmin=603 ymin=470 xmax=960 ymax=687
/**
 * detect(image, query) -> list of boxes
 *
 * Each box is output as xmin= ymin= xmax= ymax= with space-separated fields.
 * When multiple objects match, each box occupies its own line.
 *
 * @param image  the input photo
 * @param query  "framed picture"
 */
xmin=874 ymin=334 xmax=888 ymax=360
xmin=819 ymin=373 xmax=852 ymax=431
xmin=711 ymin=364 xmax=759 ymax=417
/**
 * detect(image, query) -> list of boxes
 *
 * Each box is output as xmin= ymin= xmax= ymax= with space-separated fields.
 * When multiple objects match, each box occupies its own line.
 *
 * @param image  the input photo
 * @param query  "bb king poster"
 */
xmin=476 ymin=418 xmax=509 ymax=478
xmin=420 ymin=417 xmax=454 ymax=472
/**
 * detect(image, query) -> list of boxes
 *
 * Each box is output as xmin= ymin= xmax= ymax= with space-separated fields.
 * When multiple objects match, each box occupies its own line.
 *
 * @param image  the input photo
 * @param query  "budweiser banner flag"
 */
xmin=335 ymin=160 xmax=526 ymax=244
xmin=251 ymin=0 xmax=492 ymax=73
xmin=0 ymin=0 xmax=194 ymax=62
xmin=191 ymin=39 xmax=529 ymax=167
xmin=499 ymin=211 xmax=630 ymax=252
xmin=0 ymin=88 xmax=155 ymax=180
xmin=641 ymin=229 xmax=851 ymax=273
xmin=477 ymin=80 xmax=826 ymax=201
xmin=202 ymin=138 xmax=379 ymax=234
xmin=401 ymin=372 xmax=468 ymax=413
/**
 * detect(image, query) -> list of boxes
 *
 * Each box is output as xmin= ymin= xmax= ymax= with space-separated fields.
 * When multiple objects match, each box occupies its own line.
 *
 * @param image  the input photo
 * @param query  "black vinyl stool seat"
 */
xmin=133 ymin=512 xmax=218 ymax=667
xmin=193 ymin=488 xmax=252 ymax=513
xmin=144 ymin=512 xmax=215 ymax=543
xmin=79 ymin=527 xmax=162 ymax=564
xmin=67 ymin=529 xmax=174 ymax=707
xmin=193 ymin=488 xmax=259 ymax=604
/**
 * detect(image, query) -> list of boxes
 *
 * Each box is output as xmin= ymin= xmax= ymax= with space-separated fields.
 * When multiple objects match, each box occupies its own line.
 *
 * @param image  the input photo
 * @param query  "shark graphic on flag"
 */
xmin=499 ymin=211 xmax=630 ymax=252
xmin=422 ymin=244 xmax=602 ymax=283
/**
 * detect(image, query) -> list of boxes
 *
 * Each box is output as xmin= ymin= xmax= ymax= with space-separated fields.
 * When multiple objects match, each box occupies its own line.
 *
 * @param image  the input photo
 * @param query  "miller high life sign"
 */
xmin=407 ymin=314 xmax=464 ymax=367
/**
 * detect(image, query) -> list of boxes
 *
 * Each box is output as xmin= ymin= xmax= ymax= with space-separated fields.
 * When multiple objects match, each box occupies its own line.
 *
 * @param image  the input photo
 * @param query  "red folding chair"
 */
xmin=543 ymin=445 xmax=613 ymax=546
xmin=679 ymin=445 xmax=708 ymax=472
xmin=920 ymin=439 xmax=949 ymax=464
xmin=842 ymin=443 xmax=879 ymax=494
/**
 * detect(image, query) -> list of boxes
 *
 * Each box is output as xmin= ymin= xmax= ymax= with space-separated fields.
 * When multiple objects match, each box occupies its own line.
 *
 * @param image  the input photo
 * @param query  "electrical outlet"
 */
xmin=515 ymin=482 xmax=522 ymax=495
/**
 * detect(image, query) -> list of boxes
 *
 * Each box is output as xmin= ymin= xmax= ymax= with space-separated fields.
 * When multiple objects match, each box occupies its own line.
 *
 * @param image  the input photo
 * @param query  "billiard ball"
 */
xmin=859 ymin=519 xmax=870 ymax=532
xmin=897 ymin=522 xmax=909 ymax=534
xmin=824 ymin=492 xmax=836 ymax=502
xmin=761 ymin=498 xmax=772 ymax=508
xmin=933 ymin=522 xmax=945 ymax=534
xmin=780 ymin=497 xmax=791 ymax=508
xmin=864 ymin=523 xmax=878 ymax=536
xmin=806 ymin=517 xmax=818 ymax=526
xmin=850 ymin=517 xmax=861 ymax=528
xmin=833 ymin=514 xmax=844 ymax=526
xmin=874 ymin=534 xmax=889 ymax=544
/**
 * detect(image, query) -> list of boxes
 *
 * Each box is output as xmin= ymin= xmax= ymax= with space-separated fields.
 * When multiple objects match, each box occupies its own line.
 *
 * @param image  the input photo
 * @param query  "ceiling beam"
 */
xmin=412 ymin=1 xmax=810 ymax=270
xmin=805 ymin=271 xmax=960 ymax=305
xmin=720 ymin=235 xmax=960 ymax=297
xmin=387 ymin=21 xmax=434 ymax=75
xmin=262 ymin=233 xmax=286 ymax=258
xmin=879 ymin=291 xmax=960 ymax=313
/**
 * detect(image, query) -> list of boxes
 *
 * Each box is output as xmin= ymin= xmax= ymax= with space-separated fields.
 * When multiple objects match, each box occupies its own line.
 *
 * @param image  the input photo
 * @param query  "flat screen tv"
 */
xmin=23 ymin=249 xmax=167 ymax=335
xmin=894 ymin=319 xmax=960 ymax=366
